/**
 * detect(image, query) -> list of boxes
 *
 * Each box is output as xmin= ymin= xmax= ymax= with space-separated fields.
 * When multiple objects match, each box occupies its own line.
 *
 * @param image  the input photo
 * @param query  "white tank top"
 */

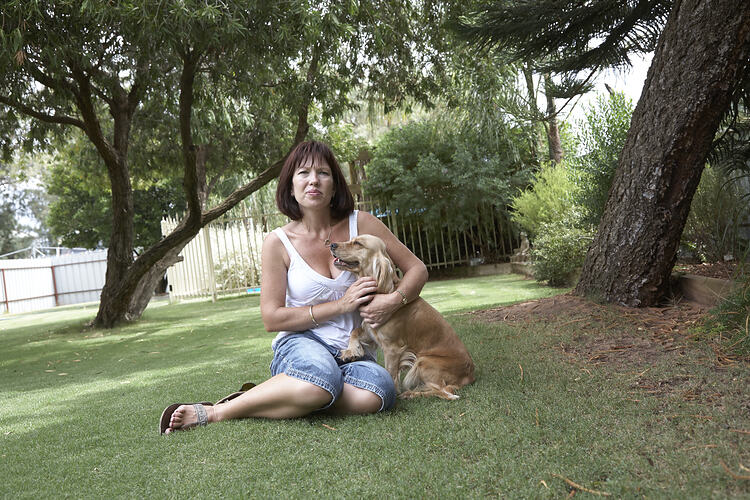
xmin=271 ymin=210 xmax=361 ymax=350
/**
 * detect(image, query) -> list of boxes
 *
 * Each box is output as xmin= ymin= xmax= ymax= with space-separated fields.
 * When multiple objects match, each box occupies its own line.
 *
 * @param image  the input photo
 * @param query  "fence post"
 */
xmin=50 ymin=265 xmax=59 ymax=306
xmin=1 ymin=269 xmax=7 ymax=313
xmin=202 ymin=227 xmax=217 ymax=302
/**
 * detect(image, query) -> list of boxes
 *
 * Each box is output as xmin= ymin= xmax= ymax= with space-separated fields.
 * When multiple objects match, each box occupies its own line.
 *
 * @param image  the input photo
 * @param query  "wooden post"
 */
xmin=202 ymin=227 xmax=217 ymax=302
xmin=50 ymin=265 xmax=59 ymax=306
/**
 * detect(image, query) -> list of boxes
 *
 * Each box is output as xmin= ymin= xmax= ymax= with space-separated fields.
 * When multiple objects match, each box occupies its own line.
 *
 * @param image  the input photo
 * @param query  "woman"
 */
xmin=162 ymin=141 xmax=428 ymax=433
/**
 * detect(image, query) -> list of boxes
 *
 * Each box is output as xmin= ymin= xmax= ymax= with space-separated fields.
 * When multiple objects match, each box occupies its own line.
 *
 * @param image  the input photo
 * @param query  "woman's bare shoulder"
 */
xmin=357 ymin=210 xmax=390 ymax=237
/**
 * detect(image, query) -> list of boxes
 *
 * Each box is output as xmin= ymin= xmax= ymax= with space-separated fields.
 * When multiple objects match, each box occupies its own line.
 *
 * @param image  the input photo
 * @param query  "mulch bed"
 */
xmin=471 ymin=292 xmax=744 ymax=373
xmin=674 ymin=261 xmax=743 ymax=280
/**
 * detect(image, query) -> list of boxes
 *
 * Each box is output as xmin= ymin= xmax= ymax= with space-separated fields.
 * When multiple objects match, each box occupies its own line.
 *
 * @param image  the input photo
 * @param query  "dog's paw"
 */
xmin=339 ymin=345 xmax=364 ymax=361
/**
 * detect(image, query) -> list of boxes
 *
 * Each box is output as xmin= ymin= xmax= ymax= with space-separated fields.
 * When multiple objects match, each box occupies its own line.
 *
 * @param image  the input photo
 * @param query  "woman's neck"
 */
xmin=297 ymin=209 xmax=334 ymax=236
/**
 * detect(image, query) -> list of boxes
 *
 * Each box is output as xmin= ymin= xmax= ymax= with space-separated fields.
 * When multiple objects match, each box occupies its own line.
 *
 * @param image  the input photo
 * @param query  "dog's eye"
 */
xmin=353 ymin=241 xmax=362 ymax=246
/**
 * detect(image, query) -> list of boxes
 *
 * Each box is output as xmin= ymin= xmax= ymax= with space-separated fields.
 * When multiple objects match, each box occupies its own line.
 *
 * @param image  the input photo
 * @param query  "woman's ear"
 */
xmin=371 ymin=252 xmax=396 ymax=293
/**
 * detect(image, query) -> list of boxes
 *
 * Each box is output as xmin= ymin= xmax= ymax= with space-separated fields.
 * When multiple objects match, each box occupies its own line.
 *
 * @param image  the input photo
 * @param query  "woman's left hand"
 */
xmin=359 ymin=291 xmax=401 ymax=329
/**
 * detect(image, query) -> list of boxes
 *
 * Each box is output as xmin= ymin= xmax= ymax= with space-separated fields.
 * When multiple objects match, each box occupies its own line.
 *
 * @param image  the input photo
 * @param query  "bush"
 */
xmin=214 ymin=255 xmax=259 ymax=291
xmin=365 ymin=114 xmax=529 ymax=231
xmin=510 ymin=161 xmax=578 ymax=239
xmin=530 ymin=211 xmax=594 ymax=286
xmin=702 ymin=271 xmax=750 ymax=358
xmin=682 ymin=165 xmax=749 ymax=262
xmin=570 ymin=92 xmax=634 ymax=226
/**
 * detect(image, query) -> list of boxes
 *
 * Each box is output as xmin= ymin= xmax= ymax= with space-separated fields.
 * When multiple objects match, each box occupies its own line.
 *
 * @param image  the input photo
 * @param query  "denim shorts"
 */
xmin=270 ymin=331 xmax=396 ymax=412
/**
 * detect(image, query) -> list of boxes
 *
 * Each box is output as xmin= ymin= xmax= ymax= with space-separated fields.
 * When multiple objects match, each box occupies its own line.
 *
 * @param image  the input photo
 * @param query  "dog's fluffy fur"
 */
xmin=331 ymin=234 xmax=475 ymax=400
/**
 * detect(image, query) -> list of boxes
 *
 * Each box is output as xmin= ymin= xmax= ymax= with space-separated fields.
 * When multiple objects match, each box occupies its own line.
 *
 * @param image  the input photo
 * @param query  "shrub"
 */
xmin=682 ymin=165 xmax=749 ymax=262
xmin=214 ymin=255 xmax=259 ymax=291
xmin=570 ymin=92 xmax=634 ymax=226
xmin=702 ymin=270 xmax=750 ymax=358
xmin=365 ymin=114 xmax=529 ymax=232
xmin=510 ymin=161 xmax=578 ymax=239
xmin=530 ymin=210 xmax=594 ymax=286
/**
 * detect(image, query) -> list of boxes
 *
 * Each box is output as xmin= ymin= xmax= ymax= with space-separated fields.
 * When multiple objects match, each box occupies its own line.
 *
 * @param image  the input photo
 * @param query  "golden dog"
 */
xmin=330 ymin=234 xmax=475 ymax=400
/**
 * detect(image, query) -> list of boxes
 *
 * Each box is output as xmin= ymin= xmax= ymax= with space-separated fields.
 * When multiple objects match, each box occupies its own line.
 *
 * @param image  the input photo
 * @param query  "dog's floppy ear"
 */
xmin=371 ymin=250 xmax=396 ymax=293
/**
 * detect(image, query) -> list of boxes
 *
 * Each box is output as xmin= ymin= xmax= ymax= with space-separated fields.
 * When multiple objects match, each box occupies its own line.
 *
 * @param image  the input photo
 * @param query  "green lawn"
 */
xmin=1 ymin=274 xmax=748 ymax=498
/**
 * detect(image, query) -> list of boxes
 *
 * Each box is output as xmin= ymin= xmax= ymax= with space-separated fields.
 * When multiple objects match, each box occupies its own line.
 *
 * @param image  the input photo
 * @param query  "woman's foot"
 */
xmin=164 ymin=403 xmax=216 ymax=434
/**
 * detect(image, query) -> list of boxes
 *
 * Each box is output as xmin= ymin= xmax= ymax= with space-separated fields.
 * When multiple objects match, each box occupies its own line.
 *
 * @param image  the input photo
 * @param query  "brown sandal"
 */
xmin=215 ymin=382 xmax=256 ymax=405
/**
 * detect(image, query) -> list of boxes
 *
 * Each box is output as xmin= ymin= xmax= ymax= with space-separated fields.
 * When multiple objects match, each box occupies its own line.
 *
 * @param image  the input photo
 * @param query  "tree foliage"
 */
xmin=570 ymin=92 xmax=634 ymax=226
xmin=0 ymin=1 xmax=459 ymax=326
xmin=456 ymin=0 xmax=671 ymax=74
xmin=510 ymin=161 xmax=578 ymax=239
xmin=365 ymin=112 xmax=530 ymax=231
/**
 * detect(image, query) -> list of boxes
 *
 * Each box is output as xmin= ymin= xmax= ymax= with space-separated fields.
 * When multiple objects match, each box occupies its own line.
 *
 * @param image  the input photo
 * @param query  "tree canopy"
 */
xmin=0 ymin=0 xmax=461 ymax=326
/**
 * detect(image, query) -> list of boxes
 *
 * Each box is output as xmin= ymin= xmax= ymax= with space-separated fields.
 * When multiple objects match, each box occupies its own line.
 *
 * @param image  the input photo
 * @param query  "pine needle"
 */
xmin=551 ymin=474 xmax=611 ymax=496
xmin=720 ymin=460 xmax=750 ymax=480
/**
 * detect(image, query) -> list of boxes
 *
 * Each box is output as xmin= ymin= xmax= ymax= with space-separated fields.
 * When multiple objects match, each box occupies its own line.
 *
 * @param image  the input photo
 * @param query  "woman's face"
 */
xmin=291 ymin=156 xmax=335 ymax=212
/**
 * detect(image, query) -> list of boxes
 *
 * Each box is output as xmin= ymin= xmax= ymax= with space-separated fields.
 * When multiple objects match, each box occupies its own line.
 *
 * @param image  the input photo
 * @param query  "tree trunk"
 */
xmin=544 ymin=74 xmax=563 ymax=163
xmin=127 ymin=247 xmax=183 ymax=320
xmin=522 ymin=64 xmax=541 ymax=162
xmin=93 ymin=157 xmax=135 ymax=327
xmin=574 ymin=0 xmax=750 ymax=306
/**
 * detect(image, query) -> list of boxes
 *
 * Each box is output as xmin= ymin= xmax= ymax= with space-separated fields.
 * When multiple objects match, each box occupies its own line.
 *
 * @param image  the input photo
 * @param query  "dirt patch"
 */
xmin=674 ymin=261 xmax=744 ymax=280
xmin=472 ymin=293 xmax=714 ymax=373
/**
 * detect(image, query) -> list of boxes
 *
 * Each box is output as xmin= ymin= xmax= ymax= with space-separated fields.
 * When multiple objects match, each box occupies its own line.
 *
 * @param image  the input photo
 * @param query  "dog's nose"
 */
xmin=329 ymin=243 xmax=337 ymax=250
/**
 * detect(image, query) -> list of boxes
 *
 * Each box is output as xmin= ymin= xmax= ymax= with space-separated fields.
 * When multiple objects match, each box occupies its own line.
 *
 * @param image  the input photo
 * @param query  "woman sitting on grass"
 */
xmin=161 ymin=141 xmax=428 ymax=434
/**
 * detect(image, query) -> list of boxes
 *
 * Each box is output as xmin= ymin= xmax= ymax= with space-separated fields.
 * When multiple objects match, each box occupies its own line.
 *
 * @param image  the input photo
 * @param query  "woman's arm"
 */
xmin=357 ymin=211 xmax=429 ymax=329
xmin=259 ymin=232 xmax=378 ymax=332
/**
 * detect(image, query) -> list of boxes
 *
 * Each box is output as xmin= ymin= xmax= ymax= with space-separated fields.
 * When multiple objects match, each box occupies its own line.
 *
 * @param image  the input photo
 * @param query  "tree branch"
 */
xmin=0 ymin=95 xmax=86 ymax=129
xmin=22 ymin=54 xmax=76 ymax=96
xmin=68 ymin=61 xmax=119 ymax=166
xmin=202 ymin=43 xmax=323 ymax=224
xmin=177 ymin=47 xmax=204 ymax=223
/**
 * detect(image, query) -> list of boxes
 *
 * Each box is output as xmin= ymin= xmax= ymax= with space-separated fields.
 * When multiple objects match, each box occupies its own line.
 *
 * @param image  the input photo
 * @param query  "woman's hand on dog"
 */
xmin=359 ymin=291 xmax=401 ymax=329
xmin=337 ymin=277 xmax=378 ymax=313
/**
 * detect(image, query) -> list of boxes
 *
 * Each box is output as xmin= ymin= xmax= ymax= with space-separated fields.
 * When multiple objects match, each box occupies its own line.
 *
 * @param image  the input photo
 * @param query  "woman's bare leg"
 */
xmin=166 ymin=373 xmax=331 ymax=433
xmin=165 ymin=376 xmax=383 ymax=432
xmin=327 ymin=384 xmax=382 ymax=415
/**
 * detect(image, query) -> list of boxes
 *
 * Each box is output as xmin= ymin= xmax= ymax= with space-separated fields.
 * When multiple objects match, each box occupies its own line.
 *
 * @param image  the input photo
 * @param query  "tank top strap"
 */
xmin=273 ymin=227 xmax=300 ymax=262
xmin=349 ymin=210 xmax=359 ymax=239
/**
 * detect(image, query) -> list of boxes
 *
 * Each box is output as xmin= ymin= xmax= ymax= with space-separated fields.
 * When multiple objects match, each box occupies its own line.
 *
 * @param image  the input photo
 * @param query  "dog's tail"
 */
xmin=400 ymin=351 xmax=420 ymax=390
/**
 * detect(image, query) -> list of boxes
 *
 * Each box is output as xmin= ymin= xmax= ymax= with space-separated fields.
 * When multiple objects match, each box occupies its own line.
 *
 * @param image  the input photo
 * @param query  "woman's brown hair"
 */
xmin=275 ymin=141 xmax=354 ymax=221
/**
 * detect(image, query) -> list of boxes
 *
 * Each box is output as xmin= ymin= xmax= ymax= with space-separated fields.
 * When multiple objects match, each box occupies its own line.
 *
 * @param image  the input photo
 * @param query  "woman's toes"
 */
xmin=169 ymin=406 xmax=186 ymax=428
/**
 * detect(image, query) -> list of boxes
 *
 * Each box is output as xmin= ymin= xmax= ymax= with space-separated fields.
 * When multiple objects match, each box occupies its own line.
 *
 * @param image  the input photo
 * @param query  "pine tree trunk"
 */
xmin=575 ymin=0 xmax=750 ymax=306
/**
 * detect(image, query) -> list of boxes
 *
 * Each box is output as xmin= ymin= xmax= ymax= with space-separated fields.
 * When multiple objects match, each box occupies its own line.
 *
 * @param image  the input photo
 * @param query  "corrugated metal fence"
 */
xmin=163 ymin=201 xmax=517 ymax=301
xmin=0 ymin=250 xmax=108 ymax=314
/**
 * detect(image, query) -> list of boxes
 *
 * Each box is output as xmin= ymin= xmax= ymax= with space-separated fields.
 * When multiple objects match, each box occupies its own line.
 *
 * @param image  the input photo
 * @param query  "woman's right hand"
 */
xmin=337 ymin=277 xmax=378 ymax=313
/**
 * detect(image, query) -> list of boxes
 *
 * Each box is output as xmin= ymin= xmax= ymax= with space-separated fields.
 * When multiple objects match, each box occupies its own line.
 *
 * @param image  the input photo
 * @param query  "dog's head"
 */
xmin=330 ymin=234 xmax=396 ymax=293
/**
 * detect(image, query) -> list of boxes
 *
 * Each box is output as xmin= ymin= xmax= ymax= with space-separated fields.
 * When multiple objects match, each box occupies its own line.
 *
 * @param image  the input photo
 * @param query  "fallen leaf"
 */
xmin=321 ymin=423 xmax=337 ymax=431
